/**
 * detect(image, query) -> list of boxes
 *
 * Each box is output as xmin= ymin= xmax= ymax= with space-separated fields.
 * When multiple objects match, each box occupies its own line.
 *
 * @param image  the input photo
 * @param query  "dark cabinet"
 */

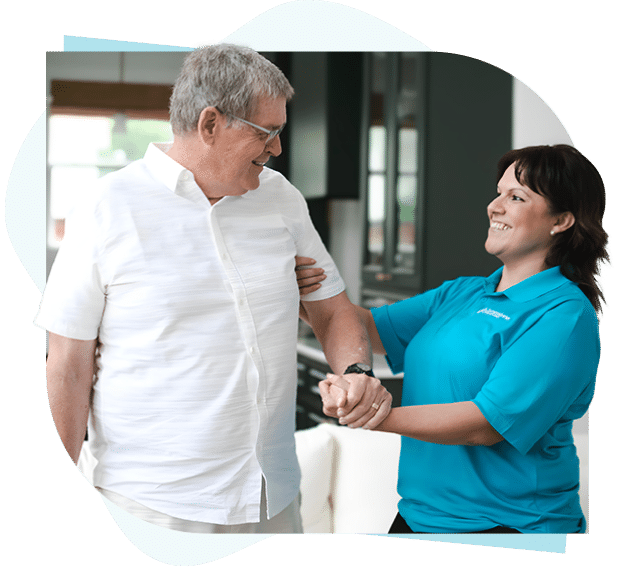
xmin=361 ymin=52 xmax=511 ymax=305
xmin=288 ymin=52 xmax=363 ymax=200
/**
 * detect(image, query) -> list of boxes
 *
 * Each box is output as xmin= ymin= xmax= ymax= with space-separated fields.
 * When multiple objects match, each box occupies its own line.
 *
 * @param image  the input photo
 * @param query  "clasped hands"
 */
xmin=318 ymin=372 xmax=392 ymax=430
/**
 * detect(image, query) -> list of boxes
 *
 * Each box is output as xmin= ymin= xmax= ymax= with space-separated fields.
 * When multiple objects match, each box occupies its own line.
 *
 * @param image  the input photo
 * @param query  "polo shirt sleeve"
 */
xmin=371 ymin=279 xmax=461 ymax=374
xmin=34 ymin=192 xmax=106 ymax=341
xmin=472 ymin=299 xmax=599 ymax=455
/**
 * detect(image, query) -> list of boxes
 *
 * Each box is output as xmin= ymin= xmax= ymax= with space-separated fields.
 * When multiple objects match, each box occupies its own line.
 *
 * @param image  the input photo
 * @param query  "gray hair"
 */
xmin=169 ymin=44 xmax=294 ymax=135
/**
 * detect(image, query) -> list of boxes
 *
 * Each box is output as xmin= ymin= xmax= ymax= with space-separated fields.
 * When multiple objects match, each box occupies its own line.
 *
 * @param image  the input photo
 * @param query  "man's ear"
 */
xmin=197 ymin=107 xmax=220 ymax=145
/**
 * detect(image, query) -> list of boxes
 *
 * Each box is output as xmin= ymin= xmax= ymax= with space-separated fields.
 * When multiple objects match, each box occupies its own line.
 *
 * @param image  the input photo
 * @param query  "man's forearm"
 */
xmin=47 ymin=368 xmax=93 ymax=464
xmin=303 ymin=293 xmax=391 ymax=424
xmin=46 ymin=335 xmax=97 ymax=464
xmin=316 ymin=304 xmax=373 ymax=375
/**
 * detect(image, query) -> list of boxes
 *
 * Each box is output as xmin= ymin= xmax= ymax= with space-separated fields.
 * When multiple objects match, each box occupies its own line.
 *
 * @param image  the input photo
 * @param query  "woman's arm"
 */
xmin=372 ymin=402 xmax=504 ymax=446
xmin=323 ymin=374 xmax=503 ymax=446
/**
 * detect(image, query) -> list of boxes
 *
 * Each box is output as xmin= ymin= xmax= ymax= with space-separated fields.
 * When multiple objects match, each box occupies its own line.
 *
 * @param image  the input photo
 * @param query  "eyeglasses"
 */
xmin=218 ymin=109 xmax=285 ymax=144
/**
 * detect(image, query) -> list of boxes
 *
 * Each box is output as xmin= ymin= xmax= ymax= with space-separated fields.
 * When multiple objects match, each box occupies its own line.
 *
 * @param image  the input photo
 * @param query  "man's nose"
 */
xmin=266 ymin=134 xmax=282 ymax=157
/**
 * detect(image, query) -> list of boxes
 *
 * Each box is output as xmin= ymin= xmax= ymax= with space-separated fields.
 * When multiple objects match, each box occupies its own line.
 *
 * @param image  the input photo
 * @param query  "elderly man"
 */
xmin=36 ymin=44 xmax=390 ymax=533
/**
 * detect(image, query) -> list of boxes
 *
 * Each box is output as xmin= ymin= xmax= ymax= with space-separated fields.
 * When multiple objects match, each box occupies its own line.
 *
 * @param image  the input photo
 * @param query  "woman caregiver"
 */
xmin=298 ymin=144 xmax=608 ymax=534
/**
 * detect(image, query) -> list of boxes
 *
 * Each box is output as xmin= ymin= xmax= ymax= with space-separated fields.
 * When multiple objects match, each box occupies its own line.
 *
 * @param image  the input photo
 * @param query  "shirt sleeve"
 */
xmin=34 ymin=192 xmax=106 ymax=340
xmin=290 ymin=190 xmax=345 ymax=303
xmin=472 ymin=299 xmax=599 ymax=455
xmin=371 ymin=278 xmax=463 ymax=373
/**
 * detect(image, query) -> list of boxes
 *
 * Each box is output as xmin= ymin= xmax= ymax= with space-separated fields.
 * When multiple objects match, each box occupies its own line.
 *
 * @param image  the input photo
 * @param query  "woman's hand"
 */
xmin=319 ymin=373 xmax=392 ymax=431
xmin=295 ymin=256 xmax=326 ymax=295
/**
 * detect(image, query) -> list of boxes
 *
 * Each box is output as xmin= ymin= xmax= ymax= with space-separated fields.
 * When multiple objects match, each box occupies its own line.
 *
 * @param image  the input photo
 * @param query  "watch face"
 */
xmin=354 ymin=363 xmax=372 ymax=371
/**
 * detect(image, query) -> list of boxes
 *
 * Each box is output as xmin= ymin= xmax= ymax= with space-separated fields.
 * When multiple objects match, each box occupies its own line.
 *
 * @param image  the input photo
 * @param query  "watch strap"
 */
xmin=343 ymin=363 xmax=375 ymax=377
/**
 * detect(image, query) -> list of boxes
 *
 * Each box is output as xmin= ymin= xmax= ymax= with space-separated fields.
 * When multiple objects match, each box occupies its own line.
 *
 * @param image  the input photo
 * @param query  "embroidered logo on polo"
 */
xmin=477 ymin=307 xmax=511 ymax=321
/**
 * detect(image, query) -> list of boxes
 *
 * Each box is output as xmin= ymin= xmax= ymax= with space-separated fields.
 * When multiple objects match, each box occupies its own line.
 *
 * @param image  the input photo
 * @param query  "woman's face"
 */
xmin=485 ymin=163 xmax=559 ymax=268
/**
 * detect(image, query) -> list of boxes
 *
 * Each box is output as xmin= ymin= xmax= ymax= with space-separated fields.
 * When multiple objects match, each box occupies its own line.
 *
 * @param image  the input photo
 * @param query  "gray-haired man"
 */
xmin=37 ymin=44 xmax=391 ymax=533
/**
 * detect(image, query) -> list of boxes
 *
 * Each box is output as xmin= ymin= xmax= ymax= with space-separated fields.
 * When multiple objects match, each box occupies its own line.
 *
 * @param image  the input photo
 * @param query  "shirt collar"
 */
xmin=143 ymin=142 xmax=265 ymax=205
xmin=483 ymin=266 xmax=570 ymax=302
xmin=143 ymin=142 xmax=207 ymax=205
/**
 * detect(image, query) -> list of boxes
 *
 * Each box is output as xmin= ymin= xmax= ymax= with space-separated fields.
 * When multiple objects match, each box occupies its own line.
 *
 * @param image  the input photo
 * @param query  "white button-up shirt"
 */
xmin=35 ymin=143 xmax=345 ymax=524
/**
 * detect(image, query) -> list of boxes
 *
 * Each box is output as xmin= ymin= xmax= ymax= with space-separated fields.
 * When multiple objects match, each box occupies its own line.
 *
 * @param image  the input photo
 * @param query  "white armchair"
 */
xmin=295 ymin=423 xmax=401 ymax=533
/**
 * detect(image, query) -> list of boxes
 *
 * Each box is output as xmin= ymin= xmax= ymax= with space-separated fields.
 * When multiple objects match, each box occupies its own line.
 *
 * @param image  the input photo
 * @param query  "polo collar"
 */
xmin=484 ymin=266 xmax=570 ymax=302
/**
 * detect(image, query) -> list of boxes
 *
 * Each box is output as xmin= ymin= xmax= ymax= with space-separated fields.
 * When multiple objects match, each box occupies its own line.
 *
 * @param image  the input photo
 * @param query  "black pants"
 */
xmin=389 ymin=512 xmax=521 ymax=534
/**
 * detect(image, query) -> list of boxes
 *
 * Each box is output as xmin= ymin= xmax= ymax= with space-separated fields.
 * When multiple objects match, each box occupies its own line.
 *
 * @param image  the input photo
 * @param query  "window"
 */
xmin=47 ymin=114 xmax=173 ymax=248
xmin=364 ymin=53 xmax=421 ymax=276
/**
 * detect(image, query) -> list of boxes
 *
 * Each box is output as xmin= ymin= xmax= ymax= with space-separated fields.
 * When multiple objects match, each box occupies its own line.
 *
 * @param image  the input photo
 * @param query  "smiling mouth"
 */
xmin=490 ymin=221 xmax=511 ymax=231
xmin=252 ymin=159 xmax=268 ymax=167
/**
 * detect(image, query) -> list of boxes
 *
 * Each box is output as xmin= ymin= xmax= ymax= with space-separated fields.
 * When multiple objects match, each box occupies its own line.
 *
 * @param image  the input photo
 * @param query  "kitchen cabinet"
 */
xmin=360 ymin=52 xmax=512 ymax=305
xmin=287 ymin=52 xmax=363 ymax=200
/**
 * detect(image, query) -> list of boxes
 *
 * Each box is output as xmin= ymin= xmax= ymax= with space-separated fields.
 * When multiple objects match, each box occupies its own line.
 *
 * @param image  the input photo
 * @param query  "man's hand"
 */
xmin=319 ymin=373 xmax=392 ymax=430
xmin=295 ymin=256 xmax=326 ymax=295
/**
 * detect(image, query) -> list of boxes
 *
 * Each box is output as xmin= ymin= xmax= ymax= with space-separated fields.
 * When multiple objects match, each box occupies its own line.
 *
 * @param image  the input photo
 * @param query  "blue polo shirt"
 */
xmin=372 ymin=266 xmax=599 ymax=533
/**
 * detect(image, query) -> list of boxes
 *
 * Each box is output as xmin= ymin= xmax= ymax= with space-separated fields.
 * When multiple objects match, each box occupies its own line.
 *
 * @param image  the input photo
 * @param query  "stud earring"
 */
xmin=550 ymin=230 xmax=556 ymax=236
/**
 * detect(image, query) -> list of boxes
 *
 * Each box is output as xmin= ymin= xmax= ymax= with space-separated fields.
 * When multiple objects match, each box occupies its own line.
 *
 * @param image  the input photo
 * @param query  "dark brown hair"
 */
xmin=497 ymin=144 xmax=609 ymax=313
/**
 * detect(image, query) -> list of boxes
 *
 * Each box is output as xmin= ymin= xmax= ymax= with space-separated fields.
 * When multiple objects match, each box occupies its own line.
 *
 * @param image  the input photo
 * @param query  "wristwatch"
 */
xmin=343 ymin=363 xmax=375 ymax=377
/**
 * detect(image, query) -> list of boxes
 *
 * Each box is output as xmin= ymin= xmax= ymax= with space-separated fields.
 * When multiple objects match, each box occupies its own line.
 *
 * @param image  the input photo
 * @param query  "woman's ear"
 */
xmin=555 ymin=211 xmax=576 ymax=233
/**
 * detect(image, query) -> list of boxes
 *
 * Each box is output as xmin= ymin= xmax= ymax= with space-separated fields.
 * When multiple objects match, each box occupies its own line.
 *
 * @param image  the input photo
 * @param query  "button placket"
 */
xmin=208 ymin=207 xmax=266 ymax=411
